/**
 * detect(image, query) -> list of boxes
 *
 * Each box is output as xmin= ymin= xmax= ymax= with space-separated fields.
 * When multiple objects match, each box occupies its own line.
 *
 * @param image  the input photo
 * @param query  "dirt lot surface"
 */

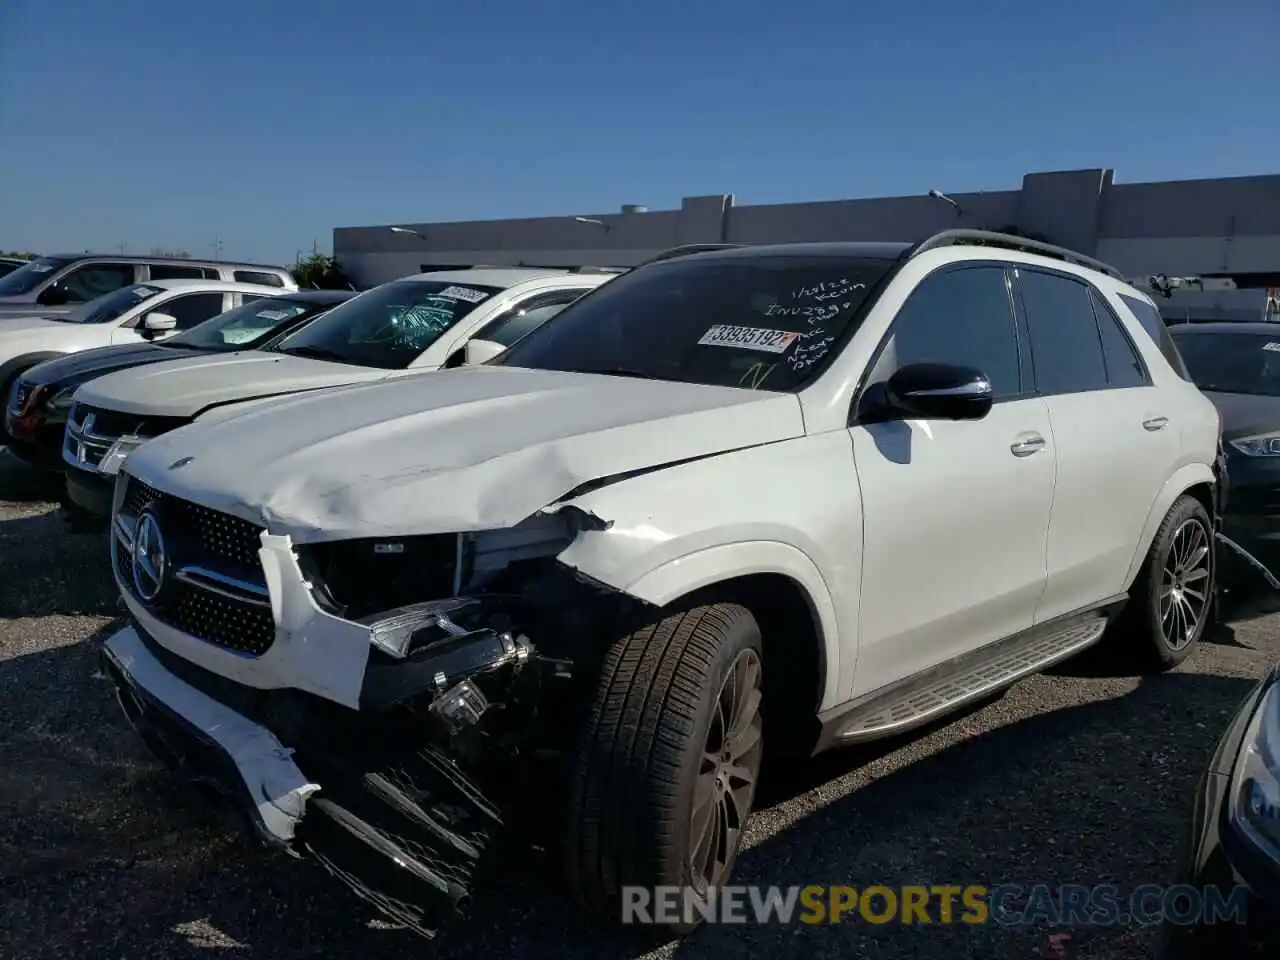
xmin=2 ymin=449 xmax=1276 ymax=959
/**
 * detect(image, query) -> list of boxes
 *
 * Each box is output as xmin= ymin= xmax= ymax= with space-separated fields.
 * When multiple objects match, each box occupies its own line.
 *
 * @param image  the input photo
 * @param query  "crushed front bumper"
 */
xmin=102 ymin=623 xmax=502 ymax=938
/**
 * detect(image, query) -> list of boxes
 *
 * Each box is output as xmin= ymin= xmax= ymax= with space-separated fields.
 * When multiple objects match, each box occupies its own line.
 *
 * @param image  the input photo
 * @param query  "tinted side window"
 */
xmin=1018 ymin=269 xmax=1108 ymax=395
xmin=1089 ymin=289 xmax=1148 ymax=388
xmin=234 ymin=270 xmax=284 ymax=287
xmin=874 ymin=265 xmax=1022 ymax=398
xmin=58 ymin=263 xmax=136 ymax=303
xmin=149 ymin=264 xmax=205 ymax=280
xmin=238 ymin=293 xmax=273 ymax=305
xmin=1117 ymin=293 xmax=1192 ymax=380
xmin=472 ymin=289 xmax=586 ymax=344
xmin=156 ymin=292 xmax=226 ymax=329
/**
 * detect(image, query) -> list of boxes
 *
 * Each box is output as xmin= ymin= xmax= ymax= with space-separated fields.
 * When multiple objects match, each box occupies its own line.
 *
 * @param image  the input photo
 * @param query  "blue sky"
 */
xmin=1 ymin=0 xmax=1276 ymax=265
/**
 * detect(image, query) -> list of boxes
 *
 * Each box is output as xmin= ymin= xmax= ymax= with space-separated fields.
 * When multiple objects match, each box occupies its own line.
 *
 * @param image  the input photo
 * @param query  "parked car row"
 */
xmin=2 ymin=232 xmax=1278 ymax=954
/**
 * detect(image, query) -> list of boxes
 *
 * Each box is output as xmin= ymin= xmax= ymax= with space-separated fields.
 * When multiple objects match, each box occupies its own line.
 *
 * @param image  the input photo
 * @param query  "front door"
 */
xmin=849 ymin=263 xmax=1056 ymax=699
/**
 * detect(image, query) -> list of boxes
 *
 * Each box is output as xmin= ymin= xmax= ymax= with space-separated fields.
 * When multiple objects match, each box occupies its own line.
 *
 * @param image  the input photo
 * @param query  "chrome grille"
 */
xmin=115 ymin=475 xmax=275 ymax=657
xmin=65 ymin=404 xmax=191 ymax=472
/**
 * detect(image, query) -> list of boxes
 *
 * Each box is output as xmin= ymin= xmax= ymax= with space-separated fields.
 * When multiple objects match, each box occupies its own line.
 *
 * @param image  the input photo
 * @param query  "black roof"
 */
xmin=281 ymin=289 xmax=357 ymax=305
xmin=43 ymin=252 xmax=290 ymax=270
xmin=1168 ymin=322 xmax=1280 ymax=336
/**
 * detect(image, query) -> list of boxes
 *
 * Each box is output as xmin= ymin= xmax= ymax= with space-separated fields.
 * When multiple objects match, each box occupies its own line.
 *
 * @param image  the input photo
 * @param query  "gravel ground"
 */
xmin=2 ymin=448 xmax=1278 ymax=960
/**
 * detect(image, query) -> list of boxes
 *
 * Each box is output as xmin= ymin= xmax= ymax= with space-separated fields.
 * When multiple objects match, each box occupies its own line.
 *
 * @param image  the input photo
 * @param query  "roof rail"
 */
xmin=909 ymin=229 xmax=1125 ymax=281
xmin=492 ymin=262 xmax=629 ymax=274
xmin=636 ymin=243 xmax=748 ymax=266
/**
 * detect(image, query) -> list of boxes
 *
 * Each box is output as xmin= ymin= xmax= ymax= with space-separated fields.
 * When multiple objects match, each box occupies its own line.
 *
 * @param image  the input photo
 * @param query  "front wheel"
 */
xmin=563 ymin=603 xmax=764 ymax=933
xmin=1116 ymin=494 xmax=1215 ymax=672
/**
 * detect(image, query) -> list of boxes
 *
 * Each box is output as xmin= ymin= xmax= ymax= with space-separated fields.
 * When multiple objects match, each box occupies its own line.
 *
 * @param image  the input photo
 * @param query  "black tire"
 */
xmin=564 ymin=603 xmax=765 ymax=933
xmin=0 ymin=373 xmax=18 ymax=445
xmin=1114 ymin=494 xmax=1214 ymax=672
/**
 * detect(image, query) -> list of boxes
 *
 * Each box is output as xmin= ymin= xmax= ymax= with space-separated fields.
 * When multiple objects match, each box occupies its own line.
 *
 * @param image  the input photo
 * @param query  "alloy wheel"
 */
xmin=689 ymin=648 xmax=763 ymax=893
xmin=1159 ymin=517 xmax=1211 ymax=650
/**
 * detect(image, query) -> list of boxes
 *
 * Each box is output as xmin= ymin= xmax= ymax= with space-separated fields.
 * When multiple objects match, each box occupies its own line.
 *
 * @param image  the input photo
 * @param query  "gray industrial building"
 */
xmin=334 ymin=167 xmax=1280 ymax=322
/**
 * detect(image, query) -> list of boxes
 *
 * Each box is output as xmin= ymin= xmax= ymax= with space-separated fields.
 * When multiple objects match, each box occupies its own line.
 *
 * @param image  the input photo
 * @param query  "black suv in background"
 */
xmin=5 ymin=290 xmax=354 ymax=518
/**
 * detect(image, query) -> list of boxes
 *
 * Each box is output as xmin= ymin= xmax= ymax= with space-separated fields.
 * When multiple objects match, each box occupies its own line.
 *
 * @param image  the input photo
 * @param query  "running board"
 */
xmin=816 ymin=606 xmax=1117 ymax=752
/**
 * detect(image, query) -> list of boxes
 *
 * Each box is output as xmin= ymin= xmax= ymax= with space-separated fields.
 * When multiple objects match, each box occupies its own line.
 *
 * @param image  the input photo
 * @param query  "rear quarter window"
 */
xmin=1116 ymin=292 xmax=1191 ymax=381
xmin=233 ymin=270 xmax=285 ymax=287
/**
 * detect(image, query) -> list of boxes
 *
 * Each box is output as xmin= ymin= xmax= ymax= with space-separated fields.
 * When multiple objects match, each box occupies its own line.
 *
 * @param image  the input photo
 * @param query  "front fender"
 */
xmin=616 ymin=539 xmax=844 ymax=711
xmin=1123 ymin=461 xmax=1215 ymax=588
xmin=553 ymin=434 xmax=862 ymax=713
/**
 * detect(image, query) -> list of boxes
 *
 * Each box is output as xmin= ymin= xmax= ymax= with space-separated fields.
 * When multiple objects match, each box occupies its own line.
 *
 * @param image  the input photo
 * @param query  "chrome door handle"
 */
xmin=1143 ymin=416 xmax=1169 ymax=431
xmin=1010 ymin=433 xmax=1046 ymax=457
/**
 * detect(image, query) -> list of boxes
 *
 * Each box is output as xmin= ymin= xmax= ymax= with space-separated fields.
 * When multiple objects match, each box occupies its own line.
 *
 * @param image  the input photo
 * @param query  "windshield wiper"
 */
xmin=277 ymin=344 xmax=354 ymax=364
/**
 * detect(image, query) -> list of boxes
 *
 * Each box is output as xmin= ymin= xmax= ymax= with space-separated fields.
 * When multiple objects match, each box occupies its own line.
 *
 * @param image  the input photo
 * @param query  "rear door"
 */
xmin=1016 ymin=266 xmax=1182 ymax=623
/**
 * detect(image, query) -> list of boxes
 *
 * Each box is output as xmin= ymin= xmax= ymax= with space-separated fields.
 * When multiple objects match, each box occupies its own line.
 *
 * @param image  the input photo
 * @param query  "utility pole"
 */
xmin=211 ymin=238 xmax=224 ymax=260
xmin=116 ymin=240 xmax=127 ymax=254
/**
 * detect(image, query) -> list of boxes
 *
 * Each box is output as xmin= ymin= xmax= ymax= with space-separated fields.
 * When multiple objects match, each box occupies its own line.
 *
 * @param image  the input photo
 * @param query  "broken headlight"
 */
xmin=297 ymin=511 xmax=590 ymax=625
xmin=361 ymin=596 xmax=479 ymax=660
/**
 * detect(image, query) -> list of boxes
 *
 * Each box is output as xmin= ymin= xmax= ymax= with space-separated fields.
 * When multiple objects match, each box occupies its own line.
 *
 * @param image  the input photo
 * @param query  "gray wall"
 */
xmin=335 ymin=168 xmax=1280 ymax=321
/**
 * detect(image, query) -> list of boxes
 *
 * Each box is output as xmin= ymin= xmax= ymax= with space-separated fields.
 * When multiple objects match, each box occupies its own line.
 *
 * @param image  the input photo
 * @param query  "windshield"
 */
xmin=271 ymin=280 xmax=501 ymax=369
xmin=1172 ymin=331 xmax=1280 ymax=396
xmin=56 ymin=284 xmax=164 ymax=324
xmin=167 ymin=296 xmax=328 ymax=351
xmin=0 ymin=256 xmax=74 ymax=297
xmin=495 ymin=254 xmax=897 ymax=390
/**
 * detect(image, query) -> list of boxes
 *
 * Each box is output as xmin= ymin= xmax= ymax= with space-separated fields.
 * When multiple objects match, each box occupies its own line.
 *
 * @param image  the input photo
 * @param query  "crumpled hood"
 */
xmin=124 ymin=365 xmax=806 ymax=541
xmin=73 ymin=350 xmax=390 ymax=416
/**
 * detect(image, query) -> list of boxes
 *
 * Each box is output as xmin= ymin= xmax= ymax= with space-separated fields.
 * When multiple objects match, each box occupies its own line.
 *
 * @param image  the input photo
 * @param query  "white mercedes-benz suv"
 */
xmin=99 ymin=232 xmax=1222 ymax=940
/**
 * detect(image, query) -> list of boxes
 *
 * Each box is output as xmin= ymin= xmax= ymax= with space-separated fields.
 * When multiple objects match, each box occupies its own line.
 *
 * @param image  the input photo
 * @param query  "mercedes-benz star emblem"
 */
xmin=132 ymin=510 xmax=168 ymax=602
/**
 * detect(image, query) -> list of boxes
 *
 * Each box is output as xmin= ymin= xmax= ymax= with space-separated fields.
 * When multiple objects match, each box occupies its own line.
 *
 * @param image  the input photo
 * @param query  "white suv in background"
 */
xmin=99 ymin=233 xmax=1221 ymax=942
xmin=0 ymin=279 xmax=291 ymax=434
xmin=61 ymin=267 xmax=615 ymax=520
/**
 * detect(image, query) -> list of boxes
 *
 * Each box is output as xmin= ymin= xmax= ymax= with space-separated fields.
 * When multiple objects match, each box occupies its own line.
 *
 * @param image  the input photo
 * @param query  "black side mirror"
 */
xmin=37 ymin=284 xmax=69 ymax=306
xmin=882 ymin=362 xmax=993 ymax=421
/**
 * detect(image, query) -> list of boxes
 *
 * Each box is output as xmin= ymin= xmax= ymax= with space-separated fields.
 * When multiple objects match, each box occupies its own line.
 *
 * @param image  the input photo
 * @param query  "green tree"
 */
xmin=290 ymin=252 xmax=352 ymax=290
xmin=149 ymin=247 xmax=192 ymax=257
xmin=1 ymin=250 xmax=37 ymax=259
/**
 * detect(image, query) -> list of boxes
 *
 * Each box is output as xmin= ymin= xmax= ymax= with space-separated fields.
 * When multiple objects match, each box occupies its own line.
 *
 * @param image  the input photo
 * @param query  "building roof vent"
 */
xmin=620 ymin=204 xmax=648 ymax=214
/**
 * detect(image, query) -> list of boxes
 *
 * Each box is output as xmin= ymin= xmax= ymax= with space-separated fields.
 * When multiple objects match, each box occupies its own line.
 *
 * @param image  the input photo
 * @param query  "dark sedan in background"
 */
xmin=4 ymin=289 xmax=353 ymax=504
xmin=1171 ymin=323 xmax=1280 ymax=621
xmin=1162 ymin=322 xmax=1280 ymax=957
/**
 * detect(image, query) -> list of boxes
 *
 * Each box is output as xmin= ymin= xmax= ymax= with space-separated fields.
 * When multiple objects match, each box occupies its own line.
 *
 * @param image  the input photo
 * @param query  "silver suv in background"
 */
xmin=0 ymin=254 xmax=297 ymax=318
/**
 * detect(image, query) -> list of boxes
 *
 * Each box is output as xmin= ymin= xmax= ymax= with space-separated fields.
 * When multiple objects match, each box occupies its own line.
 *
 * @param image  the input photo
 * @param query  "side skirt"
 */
xmin=812 ymin=595 xmax=1128 ymax=754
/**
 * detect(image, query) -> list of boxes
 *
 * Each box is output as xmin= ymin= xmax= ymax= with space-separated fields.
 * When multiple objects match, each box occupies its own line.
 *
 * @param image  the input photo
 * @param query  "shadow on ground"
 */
xmin=0 ymin=448 xmax=61 ymax=503
xmin=0 ymin=625 xmax=1256 ymax=960
xmin=0 ymin=511 xmax=116 ymax=617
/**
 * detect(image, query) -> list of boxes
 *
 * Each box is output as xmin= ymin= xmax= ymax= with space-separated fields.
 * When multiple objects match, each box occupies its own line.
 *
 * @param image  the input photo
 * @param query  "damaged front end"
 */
xmin=104 ymin=475 xmax=638 ymax=939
